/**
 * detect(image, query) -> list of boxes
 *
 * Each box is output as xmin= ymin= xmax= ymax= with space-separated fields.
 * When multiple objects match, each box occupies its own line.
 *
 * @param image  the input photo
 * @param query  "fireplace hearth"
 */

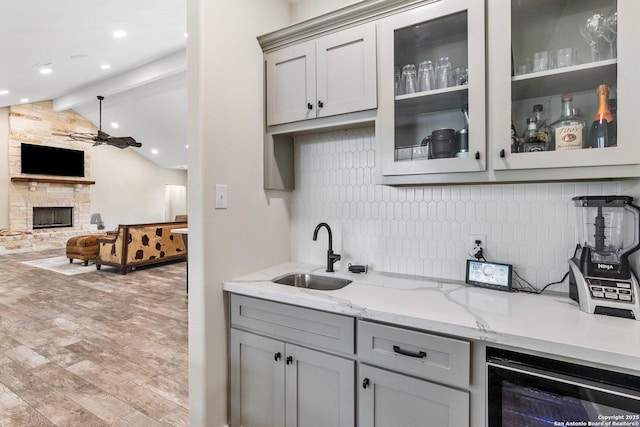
xmin=33 ymin=207 xmax=73 ymax=229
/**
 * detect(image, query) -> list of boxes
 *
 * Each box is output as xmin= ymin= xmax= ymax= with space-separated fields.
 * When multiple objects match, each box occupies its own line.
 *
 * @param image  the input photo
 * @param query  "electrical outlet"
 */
xmin=469 ymin=235 xmax=486 ymax=259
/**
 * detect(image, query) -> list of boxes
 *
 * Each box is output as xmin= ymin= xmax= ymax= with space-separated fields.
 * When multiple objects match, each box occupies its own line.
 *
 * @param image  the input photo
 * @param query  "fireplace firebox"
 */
xmin=33 ymin=207 xmax=73 ymax=229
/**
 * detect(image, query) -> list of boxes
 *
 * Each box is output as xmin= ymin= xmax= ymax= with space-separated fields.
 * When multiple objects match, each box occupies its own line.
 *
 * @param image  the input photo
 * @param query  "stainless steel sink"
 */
xmin=272 ymin=273 xmax=352 ymax=290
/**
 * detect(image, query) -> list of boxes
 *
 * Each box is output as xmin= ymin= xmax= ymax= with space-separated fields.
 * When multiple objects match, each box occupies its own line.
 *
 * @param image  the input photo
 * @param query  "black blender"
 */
xmin=569 ymin=196 xmax=640 ymax=320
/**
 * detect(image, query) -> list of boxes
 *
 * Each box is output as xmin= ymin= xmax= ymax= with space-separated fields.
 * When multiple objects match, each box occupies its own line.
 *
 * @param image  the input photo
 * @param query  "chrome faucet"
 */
xmin=313 ymin=222 xmax=341 ymax=272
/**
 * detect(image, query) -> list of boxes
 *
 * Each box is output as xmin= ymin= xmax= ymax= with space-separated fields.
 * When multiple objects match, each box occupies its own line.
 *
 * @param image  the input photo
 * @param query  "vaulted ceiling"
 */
xmin=0 ymin=0 xmax=188 ymax=169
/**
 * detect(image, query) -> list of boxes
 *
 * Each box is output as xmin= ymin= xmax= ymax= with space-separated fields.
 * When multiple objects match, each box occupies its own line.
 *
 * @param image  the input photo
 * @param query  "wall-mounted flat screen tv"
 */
xmin=21 ymin=143 xmax=85 ymax=177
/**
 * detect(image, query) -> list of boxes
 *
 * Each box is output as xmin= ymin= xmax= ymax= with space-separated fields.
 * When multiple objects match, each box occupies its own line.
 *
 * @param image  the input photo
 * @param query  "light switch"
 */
xmin=215 ymin=184 xmax=228 ymax=209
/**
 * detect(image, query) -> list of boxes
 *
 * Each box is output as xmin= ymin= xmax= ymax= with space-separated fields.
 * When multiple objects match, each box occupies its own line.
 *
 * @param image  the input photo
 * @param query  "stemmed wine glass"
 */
xmin=580 ymin=12 xmax=606 ymax=62
xmin=602 ymin=10 xmax=617 ymax=59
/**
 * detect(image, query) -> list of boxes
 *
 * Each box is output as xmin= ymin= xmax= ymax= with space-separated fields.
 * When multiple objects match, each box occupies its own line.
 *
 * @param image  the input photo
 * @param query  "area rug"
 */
xmin=21 ymin=256 xmax=96 ymax=276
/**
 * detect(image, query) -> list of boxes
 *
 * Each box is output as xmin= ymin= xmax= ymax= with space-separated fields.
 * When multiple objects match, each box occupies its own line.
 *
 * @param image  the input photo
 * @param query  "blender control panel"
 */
xmin=586 ymin=278 xmax=634 ymax=303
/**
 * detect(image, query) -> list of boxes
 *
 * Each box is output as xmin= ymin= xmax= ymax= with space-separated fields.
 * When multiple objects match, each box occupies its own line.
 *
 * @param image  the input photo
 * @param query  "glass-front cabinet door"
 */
xmin=377 ymin=0 xmax=486 ymax=178
xmin=492 ymin=0 xmax=640 ymax=171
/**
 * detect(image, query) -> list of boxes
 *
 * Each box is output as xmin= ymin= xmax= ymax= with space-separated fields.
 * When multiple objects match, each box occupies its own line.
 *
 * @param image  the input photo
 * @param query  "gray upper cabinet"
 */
xmin=490 ymin=0 xmax=640 ymax=176
xmin=376 ymin=0 xmax=487 ymax=181
xmin=266 ymin=41 xmax=316 ymax=126
xmin=266 ymin=22 xmax=377 ymax=126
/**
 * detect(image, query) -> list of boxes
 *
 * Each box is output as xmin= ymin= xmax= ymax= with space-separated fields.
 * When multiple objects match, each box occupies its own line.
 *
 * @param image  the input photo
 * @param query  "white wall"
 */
xmin=0 ymin=107 xmax=8 ymax=229
xmin=165 ymin=184 xmax=188 ymax=221
xmin=187 ymin=1 xmax=292 ymax=426
xmin=290 ymin=0 xmax=360 ymax=22
xmin=90 ymin=146 xmax=187 ymax=229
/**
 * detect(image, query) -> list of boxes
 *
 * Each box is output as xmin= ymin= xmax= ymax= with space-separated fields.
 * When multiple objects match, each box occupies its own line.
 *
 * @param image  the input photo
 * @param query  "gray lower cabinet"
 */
xmin=228 ymin=295 xmax=470 ymax=427
xmin=358 ymin=364 xmax=470 ymax=427
xmin=357 ymin=320 xmax=471 ymax=427
xmin=229 ymin=295 xmax=356 ymax=427
xmin=230 ymin=328 xmax=355 ymax=427
xmin=230 ymin=329 xmax=285 ymax=427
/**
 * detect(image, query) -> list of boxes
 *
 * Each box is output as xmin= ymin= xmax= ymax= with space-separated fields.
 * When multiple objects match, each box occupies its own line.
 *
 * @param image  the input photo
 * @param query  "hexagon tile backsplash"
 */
xmin=290 ymin=127 xmax=622 ymax=292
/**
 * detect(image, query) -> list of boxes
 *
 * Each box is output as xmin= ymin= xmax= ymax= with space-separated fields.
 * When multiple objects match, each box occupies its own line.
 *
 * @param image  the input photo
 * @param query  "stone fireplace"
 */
xmin=1 ymin=101 xmax=99 ymax=253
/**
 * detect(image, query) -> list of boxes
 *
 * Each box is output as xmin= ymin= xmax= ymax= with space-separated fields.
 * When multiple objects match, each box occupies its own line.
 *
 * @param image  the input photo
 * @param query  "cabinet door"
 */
xmin=377 ymin=0 xmax=486 ymax=177
xmin=359 ymin=364 xmax=469 ymax=427
xmin=230 ymin=329 xmax=285 ymax=427
xmin=266 ymin=41 xmax=316 ymax=126
xmin=285 ymin=344 xmax=355 ymax=427
xmin=316 ymin=22 xmax=377 ymax=118
xmin=490 ymin=0 xmax=640 ymax=171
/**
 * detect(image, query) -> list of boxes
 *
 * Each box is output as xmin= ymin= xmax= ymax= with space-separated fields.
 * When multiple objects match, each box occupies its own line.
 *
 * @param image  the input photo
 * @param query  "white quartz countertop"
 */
xmin=223 ymin=262 xmax=640 ymax=372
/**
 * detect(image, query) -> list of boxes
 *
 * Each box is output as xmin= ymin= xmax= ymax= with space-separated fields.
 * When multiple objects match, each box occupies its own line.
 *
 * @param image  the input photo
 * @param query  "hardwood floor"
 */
xmin=0 ymin=249 xmax=188 ymax=426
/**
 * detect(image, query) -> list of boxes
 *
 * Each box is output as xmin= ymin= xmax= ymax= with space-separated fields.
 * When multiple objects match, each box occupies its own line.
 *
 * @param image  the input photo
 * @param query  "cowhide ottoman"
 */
xmin=66 ymin=234 xmax=106 ymax=266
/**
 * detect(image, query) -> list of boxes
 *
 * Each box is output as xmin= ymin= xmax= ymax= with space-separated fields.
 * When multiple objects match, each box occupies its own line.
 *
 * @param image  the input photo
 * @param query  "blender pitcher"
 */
xmin=574 ymin=195 xmax=640 ymax=270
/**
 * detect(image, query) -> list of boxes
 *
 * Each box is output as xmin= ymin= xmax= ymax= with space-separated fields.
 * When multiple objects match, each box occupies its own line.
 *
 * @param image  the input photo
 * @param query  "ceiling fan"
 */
xmin=54 ymin=95 xmax=142 ymax=149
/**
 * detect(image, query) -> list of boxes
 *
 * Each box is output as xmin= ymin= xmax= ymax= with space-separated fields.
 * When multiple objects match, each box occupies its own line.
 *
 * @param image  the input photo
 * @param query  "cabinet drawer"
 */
xmin=357 ymin=320 xmax=470 ymax=388
xmin=230 ymin=294 xmax=355 ymax=355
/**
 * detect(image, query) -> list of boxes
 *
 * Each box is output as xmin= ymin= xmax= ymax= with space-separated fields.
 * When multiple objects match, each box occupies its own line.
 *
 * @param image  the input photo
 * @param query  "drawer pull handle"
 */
xmin=274 ymin=352 xmax=282 ymax=361
xmin=286 ymin=355 xmax=293 ymax=365
xmin=362 ymin=378 xmax=370 ymax=389
xmin=318 ymin=100 xmax=324 ymax=108
xmin=307 ymin=103 xmax=313 ymax=110
xmin=499 ymin=149 xmax=506 ymax=158
xmin=393 ymin=345 xmax=427 ymax=359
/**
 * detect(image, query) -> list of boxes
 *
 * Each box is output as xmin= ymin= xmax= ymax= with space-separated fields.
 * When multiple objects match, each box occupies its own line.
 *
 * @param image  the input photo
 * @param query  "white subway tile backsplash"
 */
xmin=291 ymin=127 xmax=624 ymax=292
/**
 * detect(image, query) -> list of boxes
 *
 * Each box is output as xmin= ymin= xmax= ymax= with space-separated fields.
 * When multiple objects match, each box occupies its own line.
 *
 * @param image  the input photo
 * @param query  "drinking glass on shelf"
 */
xmin=401 ymin=64 xmax=417 ymax=94
xmin=452 ymin=66 xmax=468 ymax=86
xmin=555 ymin=48 xmax=577 ymax=68
xmin=417 ymin=60 xmax=435 ymax=92
xmin=435 ymin=56 xmax=452 ymax=89
xmin=394 ymin=66 xmax=401 ymax=96
xmin=531 ymin=51 xmax=549 ymax=72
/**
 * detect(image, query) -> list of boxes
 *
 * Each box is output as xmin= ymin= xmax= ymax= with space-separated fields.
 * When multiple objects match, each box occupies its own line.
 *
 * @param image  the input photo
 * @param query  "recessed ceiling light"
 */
xmin=100 ymin=64 xmax=111 ymax=70
xmin=185 ymin=145 xmax=189 ymax=149
xmin=151 ymin=149 xmax=159 ymax=155
xmin=0 ymin=90 xmax=9 ymax=95
xmin=184 ymin=32 xmax=189 ymax=38
xmin=20 ymin=98 xmax=29 ymax=103
xmin=113 ymin=30 xmax=127 ymax=38
xmin=39 ymin=67 xmax=53 ymax=75
xmin=111 ymin=122 xmax=119 ymax=129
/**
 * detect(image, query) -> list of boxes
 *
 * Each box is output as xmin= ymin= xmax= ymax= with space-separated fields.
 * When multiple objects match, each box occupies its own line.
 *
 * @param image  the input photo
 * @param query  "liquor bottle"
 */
xmin=510 ymin=122 xmax=520 ymax=153
xmin=532 ymin=104 xmax=552 ymax=150
xmin=521 ymin=118 xmax=546 ymax=152
xmin=550 ymin=93 xmax=587 ymax=151
xmin=587 ymin=84 xmax=617 ymax=148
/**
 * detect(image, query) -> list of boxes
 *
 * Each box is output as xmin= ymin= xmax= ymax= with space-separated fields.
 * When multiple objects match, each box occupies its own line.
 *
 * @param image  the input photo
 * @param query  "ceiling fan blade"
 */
xmin=106 ymin=136 xmax=141 ymax=149
xmin=96 ymin=130 xmax=111 ymax=141
xmin=67 ymin=132 xmax=99 ymax=143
